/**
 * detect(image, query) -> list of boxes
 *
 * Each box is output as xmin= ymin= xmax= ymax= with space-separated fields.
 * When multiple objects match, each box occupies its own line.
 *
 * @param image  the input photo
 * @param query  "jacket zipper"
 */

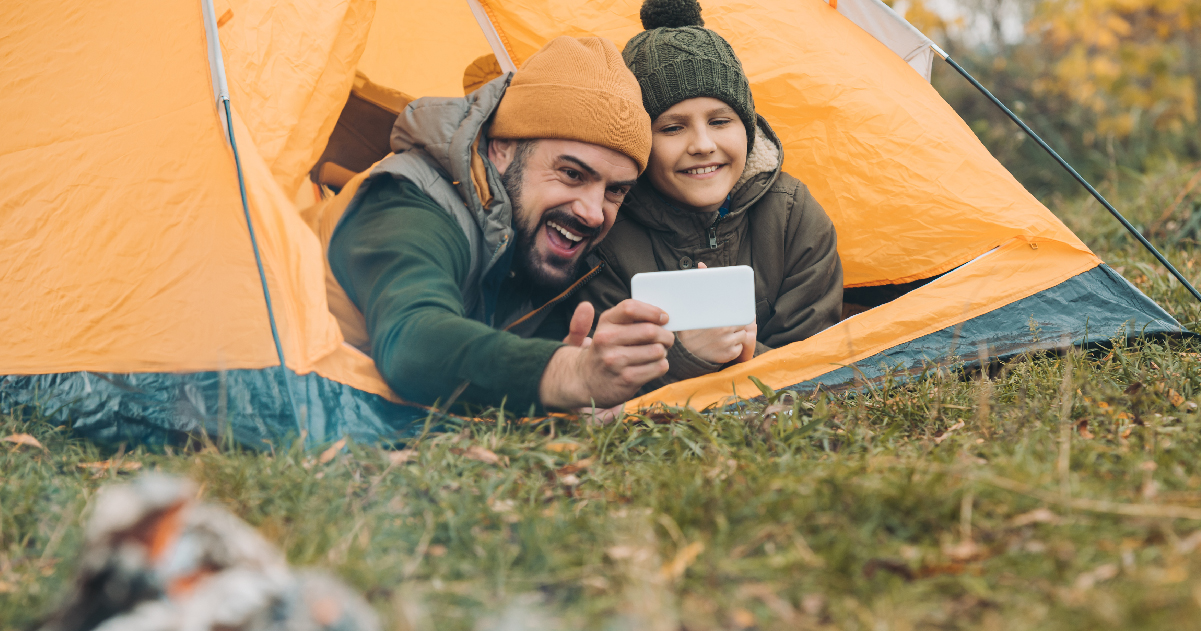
xmin=708 ymin=216 xmax=722 ymax=249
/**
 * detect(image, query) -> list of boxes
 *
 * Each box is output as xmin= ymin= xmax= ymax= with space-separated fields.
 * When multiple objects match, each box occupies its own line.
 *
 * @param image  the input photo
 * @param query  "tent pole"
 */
xmin=932 ymin=44 xmax=1201 ymax=305
xmin=202 ymin=0 xmax=303 ymax=436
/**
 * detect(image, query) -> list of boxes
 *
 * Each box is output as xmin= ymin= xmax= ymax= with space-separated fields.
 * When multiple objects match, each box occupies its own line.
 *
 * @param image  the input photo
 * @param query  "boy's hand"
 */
xmin=678 ymin=262 xmax=757 ymax=365
xmin=677 ymin=324 xmax=756 ymax=365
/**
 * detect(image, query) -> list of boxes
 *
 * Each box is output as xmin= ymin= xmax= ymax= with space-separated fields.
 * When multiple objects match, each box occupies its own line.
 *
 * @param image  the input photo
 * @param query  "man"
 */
xmin=321 ymin=36 xmax=675 ymax=413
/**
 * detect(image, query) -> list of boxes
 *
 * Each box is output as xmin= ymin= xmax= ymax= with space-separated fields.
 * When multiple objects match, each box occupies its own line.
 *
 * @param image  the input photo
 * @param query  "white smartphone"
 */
xmin=630 ymin=266 xmax=755 ymax=332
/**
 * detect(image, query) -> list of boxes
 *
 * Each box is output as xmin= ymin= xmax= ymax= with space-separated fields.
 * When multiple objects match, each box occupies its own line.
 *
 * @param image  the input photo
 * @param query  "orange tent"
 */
xmin=0 ymin=0 xmax=1178 ymax=445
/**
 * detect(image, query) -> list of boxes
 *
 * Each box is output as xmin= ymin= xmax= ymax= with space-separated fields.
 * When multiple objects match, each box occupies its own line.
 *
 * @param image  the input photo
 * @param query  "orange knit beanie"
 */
xmin=490 ymin=37 xmax=652 ymax=173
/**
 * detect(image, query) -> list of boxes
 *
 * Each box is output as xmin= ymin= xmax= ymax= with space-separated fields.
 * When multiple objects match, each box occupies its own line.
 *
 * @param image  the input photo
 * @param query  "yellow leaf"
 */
xmin=3 ymin=433 xmax=45 ymax=450
xmin=661 ymin=540 xmax=705 ymax=580
xmin=78 ymin=460 xmax=141 ymax=475
xmin=545 ymin=441 xmax=582 ymax=453
xmin=1169 ymin=389 xmax=1185 ymax=407
xmin=319 ymin=438 xmax=346 ymax=464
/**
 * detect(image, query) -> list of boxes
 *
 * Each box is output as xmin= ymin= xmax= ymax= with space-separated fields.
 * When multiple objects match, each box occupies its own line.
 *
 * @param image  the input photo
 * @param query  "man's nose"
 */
xmin=572 ymin=186 xmax=607 ymax=228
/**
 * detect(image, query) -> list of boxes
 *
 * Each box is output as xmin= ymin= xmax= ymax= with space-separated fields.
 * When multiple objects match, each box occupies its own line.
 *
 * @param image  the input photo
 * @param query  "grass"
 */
xmin=4 ymin=162 xmax=1201 ymax=630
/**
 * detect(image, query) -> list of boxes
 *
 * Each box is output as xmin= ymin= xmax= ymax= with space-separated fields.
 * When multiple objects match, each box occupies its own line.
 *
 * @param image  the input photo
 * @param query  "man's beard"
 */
xmin=502 ymin=143 xmax=598 ymax=294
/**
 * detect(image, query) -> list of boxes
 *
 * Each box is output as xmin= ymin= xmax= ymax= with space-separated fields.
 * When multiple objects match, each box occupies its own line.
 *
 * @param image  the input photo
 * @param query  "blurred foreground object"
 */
xmin=39 ymin=474 xmax=379 ymax=631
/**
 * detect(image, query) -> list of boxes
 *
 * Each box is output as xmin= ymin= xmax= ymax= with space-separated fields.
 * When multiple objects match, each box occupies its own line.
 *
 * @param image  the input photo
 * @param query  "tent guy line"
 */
xmin=930 ymin=43 xmax=1201 ymax=305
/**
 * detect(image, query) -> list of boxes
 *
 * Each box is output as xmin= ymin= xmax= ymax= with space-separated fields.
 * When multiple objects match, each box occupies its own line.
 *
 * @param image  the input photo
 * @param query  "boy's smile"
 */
xmin=646 ymin=97 xmax=748 ymax=215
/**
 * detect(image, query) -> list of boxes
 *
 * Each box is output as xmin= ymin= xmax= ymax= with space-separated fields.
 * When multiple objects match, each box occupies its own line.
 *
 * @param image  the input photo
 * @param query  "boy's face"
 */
xmin=645 ymin=97 xmax=748 ymax=215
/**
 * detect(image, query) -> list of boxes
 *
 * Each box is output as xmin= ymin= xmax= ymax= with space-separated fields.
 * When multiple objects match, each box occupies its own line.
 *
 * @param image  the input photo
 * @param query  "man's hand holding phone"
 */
xmin=540 ymin=299 xmax=674 ymax=410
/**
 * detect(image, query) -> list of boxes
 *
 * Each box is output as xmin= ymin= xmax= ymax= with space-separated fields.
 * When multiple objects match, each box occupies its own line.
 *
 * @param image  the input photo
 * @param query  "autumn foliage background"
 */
xmin=902 ymin=0 xmax=1200 ymax=199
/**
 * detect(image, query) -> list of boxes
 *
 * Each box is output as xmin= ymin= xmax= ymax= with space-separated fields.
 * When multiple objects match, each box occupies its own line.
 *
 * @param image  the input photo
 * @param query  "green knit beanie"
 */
xmin=622 ymin=0 xmax=756 ymax=154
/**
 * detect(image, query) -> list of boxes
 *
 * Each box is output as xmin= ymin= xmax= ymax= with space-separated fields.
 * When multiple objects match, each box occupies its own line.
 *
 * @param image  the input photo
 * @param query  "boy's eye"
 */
xmin=658 ymin=124 xmax=684 ymax=134
xmin=710 ymin=118 xmax=733 ymax=127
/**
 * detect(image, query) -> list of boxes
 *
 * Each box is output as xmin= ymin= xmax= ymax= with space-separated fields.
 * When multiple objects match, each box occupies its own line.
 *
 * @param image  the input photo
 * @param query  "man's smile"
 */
xmin=541 ymin=215 xmax=596 ymax=259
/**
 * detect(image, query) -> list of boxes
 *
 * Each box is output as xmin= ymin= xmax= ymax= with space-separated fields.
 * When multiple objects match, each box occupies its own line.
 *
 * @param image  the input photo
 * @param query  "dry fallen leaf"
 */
xmin=762 ymin=402 xmax=792 ymax=416
xmin=661 ymin=541 xmax=705 ymax=580
xmin=942 ymin=539 xmax=984 ymax=561
xmin=558 ymin=473 xmax=581 ymax=486
xmin=78 ymin=460 xmax=142 ymax=476
xmin=545 ymin=441 xmax=582 ymax=453
xmin=387 ymin=449 xmax=417 ymax=465
xmin=729 ymin=607 xmax=756 ymax=629
xmin=934 ymin=420 xmax=965 ymax=444
xmin=863 ymin=558 xmax=915 ymax=581
xmin=1073 ymin=563 xmax=1119 ymax=591
xmin=461 ymin=446 xmax=500 ymax=465
xmin=1011 ymin=507 xmax=1060 ymax=527
xmin=1169 ymin=389 xmax=1185 ymax=407
xmin=319 ymin=438 xmax=346 ymax=464
xmin=4 ymin=433 xmax=45 ymax=450
xmin=1124 ymin=382 xmax=1144 ymax=396
xmin=605 ymin=545 xmax=638 ymax=561
xmin=1076 ymin=420 xmax=1095 ymax=439
xmin=556 ymin=457 xmax=593 ymax=476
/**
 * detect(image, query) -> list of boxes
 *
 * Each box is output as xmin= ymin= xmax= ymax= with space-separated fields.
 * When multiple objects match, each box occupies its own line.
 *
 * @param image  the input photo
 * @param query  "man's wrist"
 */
xmin=539 ymin=345 xmax=587 ymax=410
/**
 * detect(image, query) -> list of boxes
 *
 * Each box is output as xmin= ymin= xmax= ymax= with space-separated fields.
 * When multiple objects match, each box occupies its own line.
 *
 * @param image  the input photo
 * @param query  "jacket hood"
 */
xmin=618 ymin=115 xmax=784 ymax=235
xmin=389 ymin=74 xmax=514 ymax=236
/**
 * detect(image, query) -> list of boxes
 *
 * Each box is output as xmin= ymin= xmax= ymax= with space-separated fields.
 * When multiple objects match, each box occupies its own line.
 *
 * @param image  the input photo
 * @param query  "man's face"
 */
xmin=491 ymin=139 xmax=639 ymax=292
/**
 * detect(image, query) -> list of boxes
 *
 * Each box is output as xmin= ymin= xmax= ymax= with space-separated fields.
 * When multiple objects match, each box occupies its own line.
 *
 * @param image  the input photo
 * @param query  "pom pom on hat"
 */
xmin=624 ymin=0 xmax=757 ymax=153
xmin=640 ymin=0 xmax=704 ymax=29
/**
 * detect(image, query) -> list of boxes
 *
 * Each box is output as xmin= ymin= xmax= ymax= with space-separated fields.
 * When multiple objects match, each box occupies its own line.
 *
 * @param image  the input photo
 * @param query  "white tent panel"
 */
xmin=835 ymin=0 xmax=935 ymax=81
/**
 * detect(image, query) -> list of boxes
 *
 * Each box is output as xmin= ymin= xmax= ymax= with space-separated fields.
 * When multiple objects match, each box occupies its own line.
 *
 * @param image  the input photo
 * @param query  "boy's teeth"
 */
xmin=686 ymin=165 xmax=720 ymax=175
xmin=547 ymin=221 xmax=582 ymax=242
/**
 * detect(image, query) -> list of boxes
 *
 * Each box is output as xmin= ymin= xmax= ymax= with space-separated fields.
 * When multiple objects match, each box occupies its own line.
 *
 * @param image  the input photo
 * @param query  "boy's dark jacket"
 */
xmin=574 ymin=117 xmax=844 ymax=393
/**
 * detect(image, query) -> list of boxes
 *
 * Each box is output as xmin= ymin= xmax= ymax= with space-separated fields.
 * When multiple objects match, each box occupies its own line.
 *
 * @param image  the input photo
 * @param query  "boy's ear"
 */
xmin=488 ymin=139 xmax=517 ymax=176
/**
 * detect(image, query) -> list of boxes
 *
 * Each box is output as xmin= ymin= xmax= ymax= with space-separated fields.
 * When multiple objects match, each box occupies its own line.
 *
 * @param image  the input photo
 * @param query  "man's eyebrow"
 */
xmin=560 ymin=155 xmax=636 ymax=188
xmin=609 ymin=178 xmax=639 ymax=189
xmin=559 ymin=155 xmax=600 ymax=179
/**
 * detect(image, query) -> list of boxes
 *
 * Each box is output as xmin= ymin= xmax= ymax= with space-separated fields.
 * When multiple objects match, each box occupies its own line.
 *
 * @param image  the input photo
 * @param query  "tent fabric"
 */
xmin=1 ymin=368 xmax=429 ymax=448
xmin=0 ymin=1 xmax=400 ymax=397
xmin=0 ymin=0 xmax=1182 ymax=447
xmin=478 ymin=0 xmax=1094 ymax=288
xmin=627 ymin=245 xmax=1180 ymax=410
xmin=779 ymin=265 xmax=1180 ymax=396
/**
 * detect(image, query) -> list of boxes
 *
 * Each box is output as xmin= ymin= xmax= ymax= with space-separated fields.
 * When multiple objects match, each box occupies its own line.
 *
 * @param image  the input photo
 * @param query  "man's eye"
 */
xmin=562 ymin=168 xmax=582 ymax=181
xmin=606 ymin=186 xmax=630 ymax=198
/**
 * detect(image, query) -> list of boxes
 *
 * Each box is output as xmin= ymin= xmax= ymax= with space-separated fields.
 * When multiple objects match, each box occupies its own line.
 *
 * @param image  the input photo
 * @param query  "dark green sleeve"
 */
xmin=328 ymin=177 xmax=563 ymax=412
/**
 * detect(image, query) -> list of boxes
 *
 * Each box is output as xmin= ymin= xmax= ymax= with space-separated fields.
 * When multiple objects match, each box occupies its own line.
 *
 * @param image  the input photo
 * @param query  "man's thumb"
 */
xmin=563 ymin=301 xmax=596 ymax=347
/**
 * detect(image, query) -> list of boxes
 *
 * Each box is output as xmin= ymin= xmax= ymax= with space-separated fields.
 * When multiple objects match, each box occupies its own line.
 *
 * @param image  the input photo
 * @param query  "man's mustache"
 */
xmin=541 ymin=208 xmax=600 ymax=240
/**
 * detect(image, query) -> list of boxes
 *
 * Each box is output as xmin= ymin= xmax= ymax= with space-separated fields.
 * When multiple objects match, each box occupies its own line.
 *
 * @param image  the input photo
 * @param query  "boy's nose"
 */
xmin=690 ymin=128 xmax=717 ymax=154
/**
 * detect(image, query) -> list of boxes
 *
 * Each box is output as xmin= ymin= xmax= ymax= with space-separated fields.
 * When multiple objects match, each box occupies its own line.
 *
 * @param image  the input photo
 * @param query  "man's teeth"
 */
xmin=547 ymin=221 xmax=583 ymax=243
xmin=685 ymin=165 xmax=720 ymax=175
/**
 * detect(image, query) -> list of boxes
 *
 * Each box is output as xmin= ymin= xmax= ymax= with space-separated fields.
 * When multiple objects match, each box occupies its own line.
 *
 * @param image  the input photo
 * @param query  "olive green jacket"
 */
xmin=574 ymin=117 xmax=843 ymax=392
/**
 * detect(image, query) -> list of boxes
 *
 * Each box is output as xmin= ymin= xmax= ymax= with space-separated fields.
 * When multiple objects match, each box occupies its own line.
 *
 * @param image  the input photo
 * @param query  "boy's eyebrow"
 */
xmin=560 ymin=155 xmax=637 ymax=188
xmin=656 ymin=106 xmax=739 ymax=125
